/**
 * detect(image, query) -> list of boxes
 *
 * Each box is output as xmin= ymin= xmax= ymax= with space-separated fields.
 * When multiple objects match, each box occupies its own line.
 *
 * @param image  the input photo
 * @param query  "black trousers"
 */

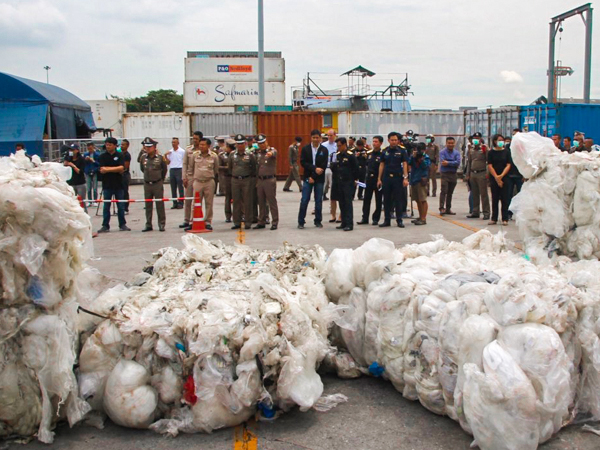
xmin=362 ymin=175 xmax=382 ymax=223
xmin=338 ymin=180 xmax=355 ymax=228
xmin=357 ymin=168 xmax=367 ymax=198
xmin=169 ymin=168 xmax=184 ymax=206
xmin=383 ymin=175 xmax=406 ymax=224
xmin=490 ymin=177 xmax=510 ymax=222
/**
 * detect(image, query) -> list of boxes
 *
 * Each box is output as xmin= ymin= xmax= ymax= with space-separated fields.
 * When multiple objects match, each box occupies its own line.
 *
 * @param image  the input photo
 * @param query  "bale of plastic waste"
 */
xmin=509 ymin=131 xmax=600 ymax=262
xmin=79 ymin=236 xmax=348 ymax=436
xmin=325 ymin=231 xmax=596 ymax=450
xmin=0 ymin=151 xmax=94 ymax=443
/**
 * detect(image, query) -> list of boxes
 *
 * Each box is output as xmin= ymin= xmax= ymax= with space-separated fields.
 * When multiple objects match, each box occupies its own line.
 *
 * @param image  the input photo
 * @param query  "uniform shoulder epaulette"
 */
xmin=366 ymin=150 xmax=373 ymax=154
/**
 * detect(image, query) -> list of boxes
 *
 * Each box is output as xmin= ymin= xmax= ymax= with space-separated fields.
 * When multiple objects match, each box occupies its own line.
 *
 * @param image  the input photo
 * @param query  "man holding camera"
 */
xmin=378 ymin=132 xmax=409 ymax=228
xmin=408 ymin=144 xmax=431 ymax=225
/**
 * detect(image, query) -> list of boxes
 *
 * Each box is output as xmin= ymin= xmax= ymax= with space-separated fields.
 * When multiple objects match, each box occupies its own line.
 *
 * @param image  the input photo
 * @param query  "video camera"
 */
xmin=401 ymin=129 xmax=420 ymax=151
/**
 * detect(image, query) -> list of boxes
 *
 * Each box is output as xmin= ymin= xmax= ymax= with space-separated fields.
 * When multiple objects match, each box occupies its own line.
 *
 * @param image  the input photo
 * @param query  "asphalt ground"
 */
xmin=8 ymin=181 xmax=599 ymax=450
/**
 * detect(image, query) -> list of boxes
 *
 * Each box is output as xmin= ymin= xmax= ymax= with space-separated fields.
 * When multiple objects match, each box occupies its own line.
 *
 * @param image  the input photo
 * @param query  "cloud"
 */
xmin=0 ymin=1 xmax=66 ymax=47
xmin=500 ymin=70 xmax=524 ymax=83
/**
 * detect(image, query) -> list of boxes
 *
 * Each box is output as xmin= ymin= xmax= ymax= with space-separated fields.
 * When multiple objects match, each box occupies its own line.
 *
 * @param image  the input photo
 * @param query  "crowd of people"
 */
xmin=44 ymin=126 xmax=597 ymax=234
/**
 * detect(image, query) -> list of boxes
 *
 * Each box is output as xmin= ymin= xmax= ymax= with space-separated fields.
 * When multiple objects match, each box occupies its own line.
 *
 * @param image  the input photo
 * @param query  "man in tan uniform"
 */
xmin=229 ymin=134 xmax=257 ymax=230
xmin=181 ymin=131 xmax=203 ymax=229
xmin=283 ymin=136 xmax=303 ymax=192
xmin=254 ymin=134 xmax=279 ymax=230
xmin=186 ymin=137 xmax=219 ymax=231
xmin=466 ymin=132 xmax=490 ymax=220
xmin=425 ymin=134 xmax=440 ymax=197
xmin=140 ymin=137 xmax=167 ymax=232
xmin=219 ymin=139 xmax=235 ymax=222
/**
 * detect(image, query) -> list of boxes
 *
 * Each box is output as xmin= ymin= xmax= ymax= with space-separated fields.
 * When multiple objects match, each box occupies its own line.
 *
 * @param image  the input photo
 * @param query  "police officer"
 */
xmin=219 ymin=139 xmax=235 ymax=222
xmin=355 ymin=139 xmax=368 ymax=200
xmin=425 ymin=134 xmax=440 ymax=197
xmin=466 ymin=132 xmax=490 ymax=220
xmin=254 ymin=134 xmax=279 ymax=230
xmin=187 ymin=137 xmax=219 ymax=231
xmin=229 ymin=134 xmax=257 ymax=229
xmin=247 ymin=136 xmax=260 ymax=224
xmin=331 ymin=137 xmax=359 ymax=231
xmin=181 ymin=131 xmax=203 ymax=229
xmin=140 ymin=137 xmax=167 ymax=232
xmin=357 ymin=135 xmax=383 ymax=225
xmin=283 ymin=136 xmax=303 ymax=192
xmin=377 ymin=132 xmax=409 ymax=228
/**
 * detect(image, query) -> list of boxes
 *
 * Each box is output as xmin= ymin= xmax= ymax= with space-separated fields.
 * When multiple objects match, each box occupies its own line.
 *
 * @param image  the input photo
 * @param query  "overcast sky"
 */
xmin=1 ymin=0 xmax=598 ymax=109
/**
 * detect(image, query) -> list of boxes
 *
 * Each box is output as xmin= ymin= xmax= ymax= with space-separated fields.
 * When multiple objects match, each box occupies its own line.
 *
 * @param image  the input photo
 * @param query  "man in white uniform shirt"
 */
xmin=165 ymin=137 xmax=186 ymax=209
xmin=322 ymin=129 xmax=337 ymax=201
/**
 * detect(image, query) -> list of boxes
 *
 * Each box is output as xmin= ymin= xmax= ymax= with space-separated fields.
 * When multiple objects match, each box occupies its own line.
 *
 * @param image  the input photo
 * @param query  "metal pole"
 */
xmin=583 ymin=7 xmax=593 ymax=103
xmin=547 ymin=22 xmax=556 ymax=103
xmin=258 ymin=0 xmax=265 ymax=112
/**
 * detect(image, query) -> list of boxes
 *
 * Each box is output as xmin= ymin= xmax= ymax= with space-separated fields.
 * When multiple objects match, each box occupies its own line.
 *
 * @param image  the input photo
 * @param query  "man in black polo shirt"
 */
xmin=97 ymin=137 xmax=130 ymax=233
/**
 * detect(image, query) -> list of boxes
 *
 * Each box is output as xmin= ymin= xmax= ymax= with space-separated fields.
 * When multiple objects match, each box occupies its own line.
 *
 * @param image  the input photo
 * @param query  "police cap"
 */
xmin=234 ymin=134 xmax=246 ymax=144
xmin=142 ymin=137 xmax=158 ymax=147
xmin=70 ymin=143 xmax=80 ymax=150
xmin=256 ymin=134 xmax=267 ymax=144
xmin=472 ymin=132 xmax=483 ymax=138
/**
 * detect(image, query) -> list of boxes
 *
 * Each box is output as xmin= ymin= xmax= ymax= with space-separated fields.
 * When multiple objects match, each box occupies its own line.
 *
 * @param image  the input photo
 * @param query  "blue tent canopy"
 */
xmin=0 ymin=72 xmax=96 ymax=157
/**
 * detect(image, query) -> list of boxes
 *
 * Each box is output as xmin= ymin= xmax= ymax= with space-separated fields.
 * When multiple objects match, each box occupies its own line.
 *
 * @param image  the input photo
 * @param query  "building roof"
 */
xmin=340 ymin=66 xmax=376 ymax=77
xmin=0 ymin=72 xmax=91 ymax=110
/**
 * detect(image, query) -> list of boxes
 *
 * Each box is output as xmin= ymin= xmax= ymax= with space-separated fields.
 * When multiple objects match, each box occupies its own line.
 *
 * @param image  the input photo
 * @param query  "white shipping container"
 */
xmin=123 ymin=113 xmax=192 ymax=181
xmin=185 ymin=57 xmax=285 ymax=82
xmin=192 ymin=113 xmax=255 ymax=137
xmin=338 ymin=111 xmax=467 ymax=171
xmin=86 ymin=99 xmax=126 ymax=137
xmin=184 ymin=82 xmax=285 ymax=107
xmin=338 ymin=111 xmax=465 ymax=143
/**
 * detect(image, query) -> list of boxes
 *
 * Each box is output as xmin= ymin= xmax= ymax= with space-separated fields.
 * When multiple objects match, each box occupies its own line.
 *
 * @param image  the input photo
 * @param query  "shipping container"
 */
xmin=192 ymin=112 xmax=255 ymax=137
xmin=86 ymin=99 xmax=127 ymax=138
xmin=185 ymin=57 xmax=285 ymax=82
xmin=338 ymin=111 xmax=465 ymax=144
xmin=519 ymin=103 xmax=600 ymax=139
xmin=183 ymin=81 xmax=286 ymax=107
xmin=464 ymin=107 xmax=520 ymax=145
xmin=123 ymin=112 xmax=192 ymax=181
xmin=255 ymin=112 xmax=323 ymax=178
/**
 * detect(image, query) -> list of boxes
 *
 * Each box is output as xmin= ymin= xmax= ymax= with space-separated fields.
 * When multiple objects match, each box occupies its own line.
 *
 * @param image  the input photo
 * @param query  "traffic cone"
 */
xmin=77 ymin=195 xmax=85 ymax=209
xmin=186 ymin=192 xmax=211 ymax=234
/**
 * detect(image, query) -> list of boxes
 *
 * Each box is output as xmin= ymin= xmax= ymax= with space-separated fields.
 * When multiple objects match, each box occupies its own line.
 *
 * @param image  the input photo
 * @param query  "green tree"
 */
xmin=124 ymin=89 xmax=183 ymax=113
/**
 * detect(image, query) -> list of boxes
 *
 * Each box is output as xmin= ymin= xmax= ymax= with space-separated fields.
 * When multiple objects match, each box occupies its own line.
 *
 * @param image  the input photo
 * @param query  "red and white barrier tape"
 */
xmin=88 ymin=196 xmax=196 ymax=203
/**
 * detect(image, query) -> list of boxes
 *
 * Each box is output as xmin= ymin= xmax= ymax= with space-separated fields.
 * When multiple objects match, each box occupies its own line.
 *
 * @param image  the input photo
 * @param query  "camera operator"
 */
xmin=408 ymin=143 xmax=431 ymax=225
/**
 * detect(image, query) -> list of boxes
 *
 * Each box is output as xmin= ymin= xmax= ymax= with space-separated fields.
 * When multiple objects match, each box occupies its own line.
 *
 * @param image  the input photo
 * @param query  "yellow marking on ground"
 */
xmin=429 ymin=213 xmax=523 ymax=251
xmin=233 ymin=420 xmax=258 ymax=450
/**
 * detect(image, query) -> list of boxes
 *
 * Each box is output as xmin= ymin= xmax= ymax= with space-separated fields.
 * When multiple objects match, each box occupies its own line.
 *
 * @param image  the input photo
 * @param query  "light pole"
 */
xmin=43 ymin=66 xmax=51 ymax=84
xmin=258 ymin=0 xmax=265 ymax=112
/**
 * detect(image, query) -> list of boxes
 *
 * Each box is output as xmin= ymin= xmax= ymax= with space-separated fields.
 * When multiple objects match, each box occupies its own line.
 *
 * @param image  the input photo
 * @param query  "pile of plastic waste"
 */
xmin=0 ymin=151 xmax=94 ymax=443
xmin=325 ymin=231 xmax=600 ymax=450
xmin=78 ymin=235 xmax=348 ymax=436
xmin=509 ymin=131 xmax=600 ymax=262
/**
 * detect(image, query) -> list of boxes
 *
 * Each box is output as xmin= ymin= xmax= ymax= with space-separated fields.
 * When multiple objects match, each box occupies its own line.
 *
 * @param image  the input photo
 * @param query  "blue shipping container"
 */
xmin=520 ymin=103 xmax=600 ymax=140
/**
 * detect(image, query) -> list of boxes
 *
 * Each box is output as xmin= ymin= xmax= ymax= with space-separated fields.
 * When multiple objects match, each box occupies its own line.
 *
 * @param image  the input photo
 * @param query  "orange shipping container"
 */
xmin=255 ymin=112 xmax=323 ymax=179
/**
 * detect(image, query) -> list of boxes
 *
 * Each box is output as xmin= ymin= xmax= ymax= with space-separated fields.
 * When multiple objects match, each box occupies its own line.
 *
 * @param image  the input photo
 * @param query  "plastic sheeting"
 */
xmin=78 ymin=236 xmax=348 ymax=436
xmin=509 ymin=131 xmax=600 ymax=262
xmin=0 ymin=151 xmax=95 ymax=443
xmin=325 ymin=231 xmax=600 ymax=450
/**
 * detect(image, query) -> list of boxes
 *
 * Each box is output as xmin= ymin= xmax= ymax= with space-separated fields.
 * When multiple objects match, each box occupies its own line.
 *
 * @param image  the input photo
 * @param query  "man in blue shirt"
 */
xmin=408 ymin=143 xmax=431 ymax=225
xmin=377 ymin=132 xmax=409 ymax=228
xmin=84 ymin=142 xmax=100 ymax=205
xmin=438 ymin=137 xmax=461 ymax=215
